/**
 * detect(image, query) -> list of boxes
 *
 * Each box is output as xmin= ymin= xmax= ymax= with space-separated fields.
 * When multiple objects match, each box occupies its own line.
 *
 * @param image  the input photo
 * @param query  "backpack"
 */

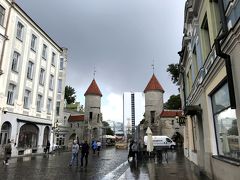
xmin=131 ymin=143 xmax=138 ymax=151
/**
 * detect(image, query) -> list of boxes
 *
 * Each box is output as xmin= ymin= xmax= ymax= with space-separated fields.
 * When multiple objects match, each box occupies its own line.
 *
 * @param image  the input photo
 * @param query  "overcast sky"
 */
xmin=17 ymin=0 xmax=186 ymax=122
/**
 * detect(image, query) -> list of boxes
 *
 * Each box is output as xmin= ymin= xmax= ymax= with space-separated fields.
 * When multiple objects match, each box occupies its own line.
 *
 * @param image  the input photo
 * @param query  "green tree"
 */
xmin=64 ymin=85 xmax=76 ymax=104
xmin=106 ymin=128 xmax=114 ymax=135
xmin=102 ymin=121 xmax=114 ymax=135
xmin=164 ymin=94 xmax=181 ymax=109
xmin=166 ymin=63 xmax=180 ymax=85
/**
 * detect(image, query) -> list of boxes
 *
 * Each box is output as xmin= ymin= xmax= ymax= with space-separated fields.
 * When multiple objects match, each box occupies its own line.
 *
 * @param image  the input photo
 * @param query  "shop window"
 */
xmin=18 ymin=124 xmax=39 ymax=148
xmin=211 ymin=82 xmax=240 ymax=160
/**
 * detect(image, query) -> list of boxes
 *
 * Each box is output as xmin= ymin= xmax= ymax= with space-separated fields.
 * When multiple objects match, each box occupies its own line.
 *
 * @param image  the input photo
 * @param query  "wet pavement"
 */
xmin=120 ymin=149 xmax=210 ymax=180
xmin=0 ymin=147 xmax=211 ymax=180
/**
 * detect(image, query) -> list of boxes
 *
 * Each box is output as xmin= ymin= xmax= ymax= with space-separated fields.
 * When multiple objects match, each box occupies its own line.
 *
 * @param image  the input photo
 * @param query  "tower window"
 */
xmin=150 ymin=111 xmax=155 ymax=123
xmin=89 ymin=112 xmax=93 ymax=120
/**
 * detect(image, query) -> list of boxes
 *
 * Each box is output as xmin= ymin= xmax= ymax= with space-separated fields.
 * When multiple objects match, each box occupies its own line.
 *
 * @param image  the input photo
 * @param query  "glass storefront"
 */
xmin=18 ymin=124 xmax=39 ymax=149
xmin=211 ymin=83 xmax=240 ymax=160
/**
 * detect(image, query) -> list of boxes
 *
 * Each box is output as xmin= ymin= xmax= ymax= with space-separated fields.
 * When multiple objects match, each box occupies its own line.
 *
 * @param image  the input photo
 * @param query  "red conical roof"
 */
xmin=144 ymin=74 xmax=164 ymax=93
xmin=84 ymin=79 xmax=102 ymax=97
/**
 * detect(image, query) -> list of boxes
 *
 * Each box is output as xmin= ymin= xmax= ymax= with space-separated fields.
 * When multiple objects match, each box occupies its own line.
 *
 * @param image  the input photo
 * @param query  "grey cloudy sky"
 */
xmin=17 ymin=0 xmax=186 ymax=122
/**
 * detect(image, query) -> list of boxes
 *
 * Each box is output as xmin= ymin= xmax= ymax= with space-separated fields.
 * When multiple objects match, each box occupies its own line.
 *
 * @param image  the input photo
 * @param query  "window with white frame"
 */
xmin=47 ymin=98 xmax=52 ymax=114
xmin=23 ymin=90 xmax=31 ymax=109
xmin=192 ymin=47 xmax=198 ymax=79
xmin=30 ymin=34 xmax=37 ymax=51
xmin=42 ymin=44 xmax=47 ymax=59
xmin=16 ymin=21 xmax=24 ymax=40
xmin=39 ymin=68 xmax=45 ymax=85
xmin=11 ymin=51 xmax=20 ymax=72
xmin=201 ymin=14 xmax=211 ymax=61
xmin=58 ymin=79 xmax=62 ymax=93
xmin=211 ymin=82 xmax=240 ymax=160
xmin=192 ymin=116 xmax=197 ymax=152
xmin=7 ymin=84 xmax=16 ymax=105
xmin=49 ymin=74 xmax=54 ymax=90
xmin=56 ymin=101 xmax=60 ymax=116
xmin=0 ymin=5 xmax=5 ymax=26
xmin=51 ymin=52 xmax=55 ymax=66
xmin=27 ymin=61 xmax=34 ymax=79
xmin=60 ymin=58 xmax=64 ymax=70
xmin=36 ymin=94 xmax=42 ymax=112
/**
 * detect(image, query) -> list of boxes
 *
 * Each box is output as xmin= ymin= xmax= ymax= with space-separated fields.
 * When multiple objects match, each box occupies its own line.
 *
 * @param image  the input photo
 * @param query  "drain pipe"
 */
xmin=214 ymin=0 xmax=236 ymax=109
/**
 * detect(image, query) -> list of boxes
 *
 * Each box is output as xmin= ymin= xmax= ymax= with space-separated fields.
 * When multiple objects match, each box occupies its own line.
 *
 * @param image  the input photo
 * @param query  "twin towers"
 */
xmin=84 ymin=73 xmax=164 ymax=141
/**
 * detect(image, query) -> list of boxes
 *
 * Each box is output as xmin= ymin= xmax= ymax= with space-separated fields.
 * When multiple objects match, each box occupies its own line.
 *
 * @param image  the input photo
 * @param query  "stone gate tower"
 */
xmin=144 ymin=74 xmax=164 ymax=135
xmin=84 ymin=79 xmax=103 ymax=142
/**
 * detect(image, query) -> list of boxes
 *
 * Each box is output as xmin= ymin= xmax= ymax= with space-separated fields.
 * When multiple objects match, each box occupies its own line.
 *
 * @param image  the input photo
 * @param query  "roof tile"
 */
xmin=68 ymin=115 xmax=85 ymax=122
xmin=160 ymin=110 xmax=182 ymax=118
xmin=144 ymin=74 xmax=164 ymax=93
xmin=84 ymin=79 xmax=102 ymax=96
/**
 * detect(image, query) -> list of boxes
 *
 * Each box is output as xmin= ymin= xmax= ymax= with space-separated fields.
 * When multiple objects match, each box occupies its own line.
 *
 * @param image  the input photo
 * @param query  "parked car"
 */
xmin=144 ymin=135 xmax=176 ymax=150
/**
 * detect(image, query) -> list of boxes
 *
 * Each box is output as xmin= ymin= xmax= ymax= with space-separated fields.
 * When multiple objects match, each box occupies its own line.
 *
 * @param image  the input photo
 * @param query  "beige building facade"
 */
xmin=179 ymin=0 xmax=240 ymax=179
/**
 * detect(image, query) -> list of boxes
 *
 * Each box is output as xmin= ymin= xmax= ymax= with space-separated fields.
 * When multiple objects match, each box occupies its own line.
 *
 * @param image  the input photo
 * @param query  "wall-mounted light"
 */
xmin=175 ymin=115 xmax=186 ymax=126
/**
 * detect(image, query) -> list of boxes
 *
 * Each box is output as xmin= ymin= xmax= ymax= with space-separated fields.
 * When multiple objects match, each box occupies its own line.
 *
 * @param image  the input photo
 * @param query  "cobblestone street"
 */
xmin=0 ymin=147 xmax=210 ymax=180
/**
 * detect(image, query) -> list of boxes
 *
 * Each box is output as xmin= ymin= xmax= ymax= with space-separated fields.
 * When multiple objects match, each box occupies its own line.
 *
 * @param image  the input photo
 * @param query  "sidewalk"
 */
xmin=118 ymin=150 xmax=211 ymax=180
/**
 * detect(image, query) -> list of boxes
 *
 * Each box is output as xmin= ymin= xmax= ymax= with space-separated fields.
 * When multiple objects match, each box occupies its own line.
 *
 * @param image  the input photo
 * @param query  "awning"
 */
xmin=184 ymin=105 xmax=202 ymax=116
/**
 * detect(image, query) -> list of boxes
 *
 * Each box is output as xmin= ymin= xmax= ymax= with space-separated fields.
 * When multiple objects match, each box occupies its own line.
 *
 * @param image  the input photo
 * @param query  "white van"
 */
xmin=144 ymin=135 xmax=176 ymax=149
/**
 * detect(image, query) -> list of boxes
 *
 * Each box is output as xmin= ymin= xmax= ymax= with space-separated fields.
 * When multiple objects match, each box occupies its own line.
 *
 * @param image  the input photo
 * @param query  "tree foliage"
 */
xmin=64 ymin=85 xmax=76 ymax=104
xmin=106 ymin=128 xmax=114 ymax=135
xmin=102 ymin=121 xmax=114 ymax=135
xmin=164 ymin=94 xmax=181 ymax=110
xmin=166 ymin=63 xmax=180 ymax=85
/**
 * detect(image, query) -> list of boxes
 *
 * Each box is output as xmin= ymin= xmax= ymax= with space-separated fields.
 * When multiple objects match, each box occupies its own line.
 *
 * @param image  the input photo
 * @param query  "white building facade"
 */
xmin=0 ymin=1 xmax=67 ymax=156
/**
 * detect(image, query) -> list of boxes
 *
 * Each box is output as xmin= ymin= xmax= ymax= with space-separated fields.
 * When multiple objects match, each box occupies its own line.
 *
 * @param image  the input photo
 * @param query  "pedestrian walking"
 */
xmin=46 ymin=140 xmax=50 ymax=154
xmin=3 ymin=139 xmax=12 ymax=166
xmin=97 ymin=140 xmax=101 ymax=156
xmin=128 ymin=140 xmax=134 ymax=161
xmin=131 ymin=140 xmax=138 ymax=161
xmin=81 ymin=140 xmax=90 ymax=167
xmin=69 ymin=140 xmax=79 ymax=166
xmin=92 ymin=140 xmax=97 ymax=154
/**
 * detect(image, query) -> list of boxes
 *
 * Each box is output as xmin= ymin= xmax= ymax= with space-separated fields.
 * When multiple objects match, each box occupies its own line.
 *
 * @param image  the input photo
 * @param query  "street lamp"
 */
xmin=175 ymin=114 xmax=186 ymax=126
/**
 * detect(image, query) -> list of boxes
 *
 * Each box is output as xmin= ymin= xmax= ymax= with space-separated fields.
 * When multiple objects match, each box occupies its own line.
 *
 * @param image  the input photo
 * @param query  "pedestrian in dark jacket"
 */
xmin=128 ymin=140 xmax=134 ymax=161
xmin=81 ymin=141 xmax=90 ymax=167
xmin=46 ymin=140 xmax=50 ymax=154
xmin=131 ymin=141 xmax=138 ymax=161
xmin=3 ymin=139 xmax=12 ymax=166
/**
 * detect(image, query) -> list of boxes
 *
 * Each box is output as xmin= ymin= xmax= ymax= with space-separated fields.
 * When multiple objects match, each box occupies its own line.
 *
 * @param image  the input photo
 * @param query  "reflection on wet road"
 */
xmin=0 ymin=147 xmax=210 ymax=180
